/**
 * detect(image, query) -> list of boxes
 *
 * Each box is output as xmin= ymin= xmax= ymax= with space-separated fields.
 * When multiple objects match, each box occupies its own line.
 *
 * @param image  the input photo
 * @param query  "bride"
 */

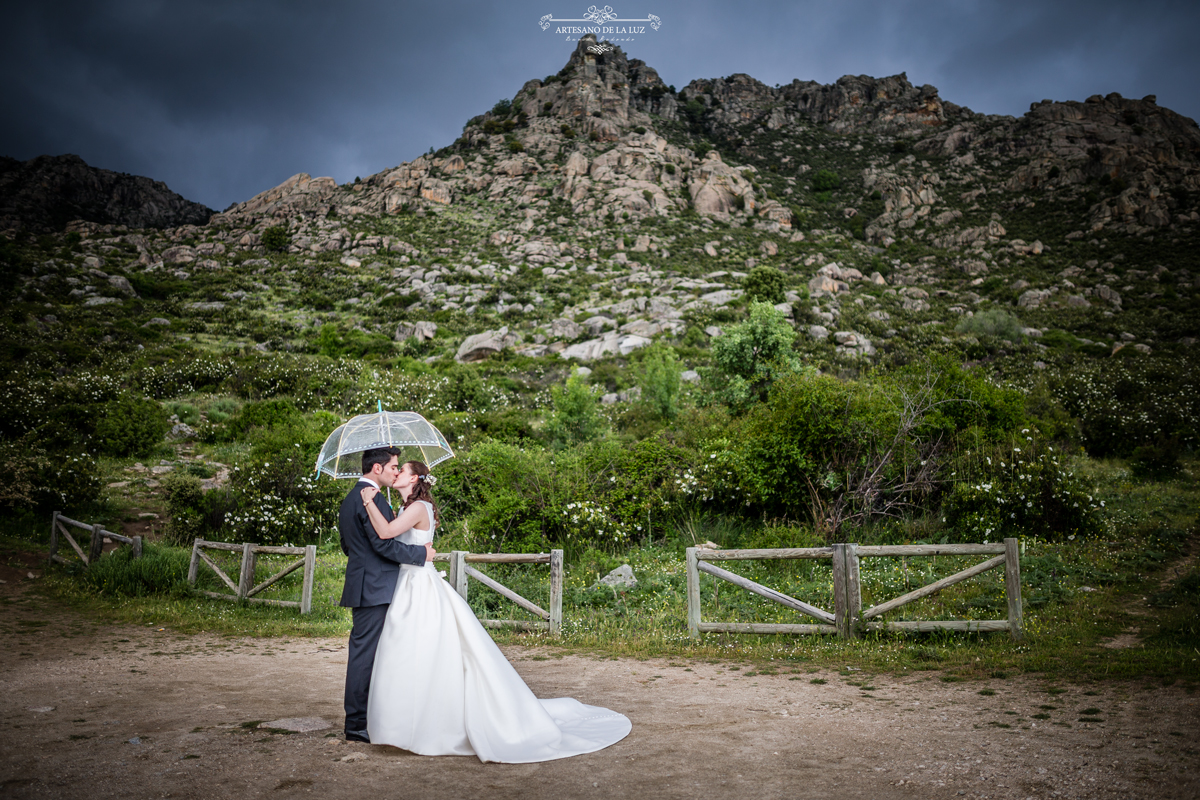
xmin=359 ymin=460 xmax=631 ymax=763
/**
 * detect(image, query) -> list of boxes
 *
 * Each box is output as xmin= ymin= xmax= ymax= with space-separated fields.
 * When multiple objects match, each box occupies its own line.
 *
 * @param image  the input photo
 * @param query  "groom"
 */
xmin=339 ymin=447 xmax=435 ymax=743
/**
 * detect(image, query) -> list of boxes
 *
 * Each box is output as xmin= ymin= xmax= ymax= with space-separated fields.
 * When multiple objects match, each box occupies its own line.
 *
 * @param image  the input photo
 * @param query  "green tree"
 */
xmin=743 ymin=266 xmax=786 ymax=304
xmin=811 ymin=169 xmax=841 ymax=192
xmin=261 ymin=225 xmax=291 ymax=253
xmin=709 ymin=302 xmax=802 ymax=408
xmin=546 ymin=370 xmax=606 ymax=447
xmin=95 ymin=394 xmax=170 ymax=457
xmin=638 ymin=345 xmax=682 ymax=421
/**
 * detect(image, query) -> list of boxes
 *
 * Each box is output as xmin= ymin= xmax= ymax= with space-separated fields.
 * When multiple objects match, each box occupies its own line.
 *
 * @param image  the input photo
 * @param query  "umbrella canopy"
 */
xmin=316 ymin=411 xmax=454 ymax=479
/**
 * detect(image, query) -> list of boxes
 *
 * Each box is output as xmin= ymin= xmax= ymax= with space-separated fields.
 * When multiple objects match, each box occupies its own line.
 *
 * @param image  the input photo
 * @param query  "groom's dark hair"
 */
xmin=361 ymin=447 xmax=400 ymax=475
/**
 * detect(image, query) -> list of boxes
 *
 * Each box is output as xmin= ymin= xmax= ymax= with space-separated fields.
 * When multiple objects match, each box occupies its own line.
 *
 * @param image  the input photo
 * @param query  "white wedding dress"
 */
xmin=367 ymin=501 xmax=631 ymax=762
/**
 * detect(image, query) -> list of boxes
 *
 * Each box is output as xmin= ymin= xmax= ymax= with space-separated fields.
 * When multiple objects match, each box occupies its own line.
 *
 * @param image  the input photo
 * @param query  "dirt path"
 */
xmin=1 ymin=570 xmax=1197 ymax=800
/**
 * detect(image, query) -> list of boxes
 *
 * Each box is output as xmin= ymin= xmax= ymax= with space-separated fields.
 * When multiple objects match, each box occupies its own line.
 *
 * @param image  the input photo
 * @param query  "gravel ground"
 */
xmin=1 ymin=566 xmax=1197 ymax=800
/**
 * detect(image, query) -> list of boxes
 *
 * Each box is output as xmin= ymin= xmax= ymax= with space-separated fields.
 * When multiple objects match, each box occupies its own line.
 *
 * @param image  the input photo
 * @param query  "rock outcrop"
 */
xmin=0 ymin=154 xmax=213 ymax=233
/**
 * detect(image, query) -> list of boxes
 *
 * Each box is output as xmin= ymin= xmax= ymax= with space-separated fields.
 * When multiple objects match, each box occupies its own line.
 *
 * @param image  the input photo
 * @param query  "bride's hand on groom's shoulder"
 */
xmin=360 ymin=486 xmax=379 ymax=505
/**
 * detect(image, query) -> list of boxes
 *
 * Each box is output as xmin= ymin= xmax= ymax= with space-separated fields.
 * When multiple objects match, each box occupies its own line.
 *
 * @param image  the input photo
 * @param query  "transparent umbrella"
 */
xmin=315 ymin=410 xmax=455 ymax=479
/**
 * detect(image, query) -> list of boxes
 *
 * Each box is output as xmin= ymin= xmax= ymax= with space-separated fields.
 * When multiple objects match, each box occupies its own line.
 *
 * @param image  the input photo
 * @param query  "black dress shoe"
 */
xmin=345 ymin=729 xmax=370 ymax=743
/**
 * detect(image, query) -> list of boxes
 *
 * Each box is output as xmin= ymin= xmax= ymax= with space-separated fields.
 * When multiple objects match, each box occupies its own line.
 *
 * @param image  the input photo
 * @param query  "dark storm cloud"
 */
xmin=2 ymin=0 xmax=1195 ymax=211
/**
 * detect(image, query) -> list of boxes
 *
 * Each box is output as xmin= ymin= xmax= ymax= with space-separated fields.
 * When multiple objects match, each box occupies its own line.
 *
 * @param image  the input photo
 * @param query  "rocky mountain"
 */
xmin=0 ymin=154 xmax=213 ymax=234
xmin=6 ymin=34 xmax=1199 ymax=370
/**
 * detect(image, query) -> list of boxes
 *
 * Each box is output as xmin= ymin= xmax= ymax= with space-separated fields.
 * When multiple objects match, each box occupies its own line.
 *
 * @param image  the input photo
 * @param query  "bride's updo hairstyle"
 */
xmin=402 ymin=460 xmax=441 ymax=525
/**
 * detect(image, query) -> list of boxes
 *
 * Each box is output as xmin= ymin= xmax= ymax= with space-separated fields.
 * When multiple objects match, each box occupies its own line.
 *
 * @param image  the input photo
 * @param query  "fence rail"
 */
xmin=48 ymin=511 xmax=142 ymax=566
xmin=187 ymin=539 xmax=317 ymax=614
xmin=433 ymin=550 xmax=563 ymax=636
xmin=687 ymin=538 xmax=1023 ymax=641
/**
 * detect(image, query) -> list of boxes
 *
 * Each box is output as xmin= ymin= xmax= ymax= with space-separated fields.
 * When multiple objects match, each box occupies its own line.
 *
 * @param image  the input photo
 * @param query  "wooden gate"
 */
xmin=686 ymin=539 xmax=1023 ymax=641
xmin=187 ymin=539 xmax=317 ymax=614
xmin=48 ymin=511 xmax=142 ymax=566
xmin=435 ymin=550 xmax=563 ymax=636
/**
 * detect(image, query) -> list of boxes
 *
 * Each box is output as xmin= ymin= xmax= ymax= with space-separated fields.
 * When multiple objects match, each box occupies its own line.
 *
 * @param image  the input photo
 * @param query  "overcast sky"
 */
xmin=3 ymin=0 xmax=1195 ymax=211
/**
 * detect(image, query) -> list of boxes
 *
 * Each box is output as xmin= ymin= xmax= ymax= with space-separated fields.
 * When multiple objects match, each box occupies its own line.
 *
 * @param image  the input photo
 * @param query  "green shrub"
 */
xmin=317 ymin=324 xmax=394 ymax=359
xmin=695 ymin=358 xmax=1024 ymax=533
xmin=95 ymin=394 xmax=169 ymax=457
xmin=711 ymin=370 xmax=868 ymax=520
xmin=442 ymin=440 xmax=555 ymax=553
xmin=1055 ymin=356 xmax=1199 ymax=458
xmin=546 ymin=370 xmax=607 ymax=448
xmin=228 ymin=398 xmax=301 ymax=439
xmin=261 ymin=226 xmax=291 ymax=253
xmin=707 ymin=301 xmax=802 ymax=407
xmin=1129 ymin=437 xmax=1183 ymax=479
xmin=436 ymin=364 xmax=493 ymax=412
xmin=472 ymin=408 xmax=535 ymax=442
xmin=163 ymin=472 xmax=205 ymax=546
xmin=215 ymin=415 xmax=344 ymax=545
xmin=941 ymin=441 xmax=1103 ymax=542
xmin=811 ymin=169 xmax=841 ymax=192
xmin=137 ymin=355 xmax=235 ymax=399
xmin=0 ymin=438 xmax=102 ymax=515
xmin=1023 ymin=380 xmax=1080 ymax=444
xmin=506 ymin=139 xmax=525 ymax=153
xmin=955 ymin=309 xmax=1025 ymax=343
xmin=743 ymin=266 xmax=786 ymax=304
xmin=442 ymin=437 xmax=698 ymax=554
xmin=637 ymin=344 xmax=682 ymax=421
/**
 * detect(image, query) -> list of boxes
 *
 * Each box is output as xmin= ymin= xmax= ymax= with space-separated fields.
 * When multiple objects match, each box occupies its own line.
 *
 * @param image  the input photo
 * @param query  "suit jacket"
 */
xmin=339 ymin=479 xmax=428 ymax=608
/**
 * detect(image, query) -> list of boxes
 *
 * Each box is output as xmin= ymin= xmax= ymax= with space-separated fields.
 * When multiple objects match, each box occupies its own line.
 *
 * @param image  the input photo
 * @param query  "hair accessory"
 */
xmin=421 ymin=474 xmax=437 ymax=486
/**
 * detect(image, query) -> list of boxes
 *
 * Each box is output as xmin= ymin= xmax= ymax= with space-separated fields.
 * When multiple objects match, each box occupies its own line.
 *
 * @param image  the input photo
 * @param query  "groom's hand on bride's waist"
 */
xmin=425 ymin=543 xmax=436 ymax=563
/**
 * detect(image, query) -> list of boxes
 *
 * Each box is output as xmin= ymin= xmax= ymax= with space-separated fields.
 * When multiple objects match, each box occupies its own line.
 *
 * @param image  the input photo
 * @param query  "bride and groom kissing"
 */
xmin=338 ymin=447 xmax=631 ymax=763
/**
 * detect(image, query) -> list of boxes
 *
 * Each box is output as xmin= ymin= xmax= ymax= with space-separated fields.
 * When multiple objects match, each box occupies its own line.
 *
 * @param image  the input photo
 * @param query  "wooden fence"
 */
xmin=48 ymin=511 xmax=143 ymax=566
xmin=686 ymin=539 xmax=1023 ymax=642
xmin=187 ymin=539 xmax=317 ymax=614
xmin=434 ymin=550 xmax=563 ymax=636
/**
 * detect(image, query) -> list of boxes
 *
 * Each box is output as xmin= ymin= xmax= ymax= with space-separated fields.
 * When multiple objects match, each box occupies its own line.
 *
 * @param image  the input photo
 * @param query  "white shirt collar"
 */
xmin=359 ymin=476 xmax=380 ymax=489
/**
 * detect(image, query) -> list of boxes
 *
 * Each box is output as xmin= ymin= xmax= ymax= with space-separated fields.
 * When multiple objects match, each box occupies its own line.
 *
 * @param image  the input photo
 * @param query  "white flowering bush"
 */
xmin=942 ymin=438 xmax=1103 ymax=542
xmin=1049 ymin=356 xmax=1198 ymax=458
xmin=560 ymin=501 xmax=632 ymax=546
xmin=138 ymin=356 xmax=234 ymax=399
xmin=223 ymin=442 xmax=342 ymax=545
xmin=223 ymin=490 xmax=322 ymax=546
xmin=0 ymin=439 xmax=102 ymax=515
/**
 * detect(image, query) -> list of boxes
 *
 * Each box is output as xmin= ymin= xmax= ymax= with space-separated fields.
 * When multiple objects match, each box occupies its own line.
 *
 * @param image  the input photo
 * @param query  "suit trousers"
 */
xmin=344 ymin=603 xmax=389 ymax=732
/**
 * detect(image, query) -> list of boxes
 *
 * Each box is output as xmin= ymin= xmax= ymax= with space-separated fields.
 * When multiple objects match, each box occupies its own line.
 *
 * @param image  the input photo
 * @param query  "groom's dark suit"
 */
xmin=339 ymin=479 xmax=428 ymax=736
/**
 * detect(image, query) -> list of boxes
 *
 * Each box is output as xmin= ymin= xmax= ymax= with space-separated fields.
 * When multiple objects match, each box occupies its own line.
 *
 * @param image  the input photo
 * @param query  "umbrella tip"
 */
xmin=377 ymin=399 xmax=383 ymax=413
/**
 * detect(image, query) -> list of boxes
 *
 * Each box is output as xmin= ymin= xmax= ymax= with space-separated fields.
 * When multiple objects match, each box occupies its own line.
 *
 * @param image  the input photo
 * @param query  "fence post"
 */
xmin=832 ymin=543 xmax=849 ymax=638
xmin=1004 ymin=538 xmax=1024 ymax=642
xmin=87 ymin=524 xmax=104 ymax=566
xmin=187 ymin=539 xmax=202 ymax=586
xmin=844 ymin=543 xmax=862 ymax=639
xmin=300 ymin=545 xmax=317 ymax=615
xmin=549 ymin=549 xmax=563 ymax=637
xmin=450 ymin=551 xmax=468 ymax=601
xmin=48 ymin=511 xmax=60 ymax=565
xmin=686 ymin=547 xmax=700 ymax=638
xmin=237 ymin=543 xmax=257 ymax=599
xmin=131 ymin=535 xmax=143 ymax=560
